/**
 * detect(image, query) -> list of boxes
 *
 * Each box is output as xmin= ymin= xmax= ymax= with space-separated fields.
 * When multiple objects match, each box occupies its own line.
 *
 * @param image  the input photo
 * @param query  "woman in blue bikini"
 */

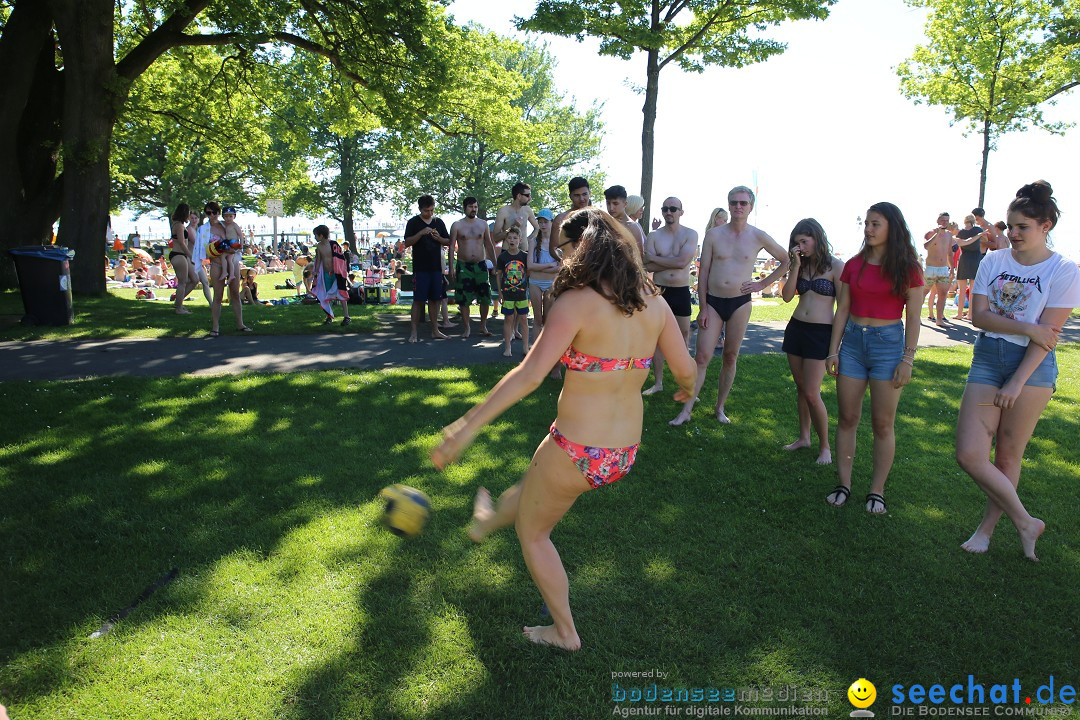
xmin=432 ymin=208 xmax=696 ymax=651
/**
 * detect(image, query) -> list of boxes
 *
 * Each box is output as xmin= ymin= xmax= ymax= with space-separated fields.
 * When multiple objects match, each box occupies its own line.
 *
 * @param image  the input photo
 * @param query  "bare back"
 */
xmin=554 ymin=288 xmax=669 ymax=447
xmin=703 ymin=223 xmax=777 ymax=297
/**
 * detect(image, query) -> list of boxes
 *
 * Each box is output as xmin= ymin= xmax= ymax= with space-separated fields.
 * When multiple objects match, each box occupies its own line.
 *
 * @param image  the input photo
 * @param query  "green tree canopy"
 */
xmin=389 ymin=32 xmax=605 ymax=220
xmin=0 ymin=0 xmax=459 ymax=293
xmin=111 ymin=44 xmax=316 ymax=219
xmin=897 ymin=0 xmax=1079 ymax=206
xmin=518 ymin=0 xmax=835 ymax=224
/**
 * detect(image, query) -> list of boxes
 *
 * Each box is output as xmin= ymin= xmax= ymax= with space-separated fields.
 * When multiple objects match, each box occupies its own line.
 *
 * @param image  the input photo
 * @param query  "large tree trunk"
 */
xmin=340 ymin=140 xmax=356 ymax=246
xmin=640 ymin=48 xmax=660 ymax=232
xmin=0 ymin=0 xmax=64 ymax=288
xmin=50 ymin=0 xmax=119 ymax=295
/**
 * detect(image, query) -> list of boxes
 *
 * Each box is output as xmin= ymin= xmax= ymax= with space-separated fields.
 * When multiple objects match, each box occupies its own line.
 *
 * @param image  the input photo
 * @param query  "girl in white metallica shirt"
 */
xmin=956 ymin=181 xmax=1080 ymax=561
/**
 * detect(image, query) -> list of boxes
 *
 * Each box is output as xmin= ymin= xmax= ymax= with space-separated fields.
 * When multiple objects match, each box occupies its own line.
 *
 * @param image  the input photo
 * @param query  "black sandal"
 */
xmin=865 ymin=493 xmax=888 ymax=515
xmin=826 ymin=485 xmax=850 ymax=507
xmin=341 ymin=317 xmax=351 ymax=326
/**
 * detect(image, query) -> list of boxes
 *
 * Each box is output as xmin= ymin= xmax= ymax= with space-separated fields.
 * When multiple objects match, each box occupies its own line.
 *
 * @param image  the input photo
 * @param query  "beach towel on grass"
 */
xmin=312 ymin=240 xmax=350 ymax=317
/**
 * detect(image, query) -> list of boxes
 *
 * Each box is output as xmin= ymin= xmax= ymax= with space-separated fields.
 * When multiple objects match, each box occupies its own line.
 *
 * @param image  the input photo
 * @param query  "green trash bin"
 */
xmin=8 ymin=245 xmax=76 ymax=326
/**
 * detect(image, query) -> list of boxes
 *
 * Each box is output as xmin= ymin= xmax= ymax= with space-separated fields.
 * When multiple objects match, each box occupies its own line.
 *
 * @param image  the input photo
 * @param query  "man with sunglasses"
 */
xmin=670 ymin=186 xmax=788 ymax=426
xmin=493 ymin=181 xmax=539 ymax=255
xmin=642 ymin=197 xmax=698 ymax=396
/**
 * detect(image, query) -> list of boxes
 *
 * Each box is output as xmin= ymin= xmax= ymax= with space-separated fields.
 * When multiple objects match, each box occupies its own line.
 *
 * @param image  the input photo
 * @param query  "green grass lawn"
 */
xmin=1 ymin=347 xmax=1077 ymax=719
xmin=0 ymin=274 xmax=410 ymax=340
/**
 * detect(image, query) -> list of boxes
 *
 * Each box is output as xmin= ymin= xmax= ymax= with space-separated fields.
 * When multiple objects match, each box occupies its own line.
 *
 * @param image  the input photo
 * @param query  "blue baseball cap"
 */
xmin=537 ymin=208 xmax=554 ymax=221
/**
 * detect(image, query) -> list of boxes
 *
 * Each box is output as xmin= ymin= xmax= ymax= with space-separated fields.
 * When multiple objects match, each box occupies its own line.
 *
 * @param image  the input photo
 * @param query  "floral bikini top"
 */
xmin=561 ymin=345 xmax=653 ymax=372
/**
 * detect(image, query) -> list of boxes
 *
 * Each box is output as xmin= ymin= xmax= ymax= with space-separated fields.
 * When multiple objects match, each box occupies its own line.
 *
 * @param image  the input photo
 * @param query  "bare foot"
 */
xmin=669 ymin=410 xmax=692 ymax=427
xmin=522 ymin=624 xmax=581 ymax=651
xmin=175 ymin=308 xmax=192 ymax=315
xmin=816 ymin=448 xmax=833 ymax=465
xmin=961 ymin=531 xmax=992 ymax=554
xmin=408 ymin=335 xmax=419 ymax=343
xmin=461 ymin=328 xmax=471 ymax=339
xmin=642 ymin=385 xmax=663 ymax=396
xmin=502 ymin=348 xmax=513 ymax=357
xmin=1019 ymin=518 xmax=1045 ymax=561
xmin=480 ymin=327 xmax=493 ymax=336
xmin=715 ymin=408 xmax=731 ymax=424
xmin=433 ymin=331 xmax=452 ymax=340
xmin=935 ymin=319 xmax=945 ymax=327
xmin=783 ymin=438 xmax=811 ymax=451
xmin=467 ymin=488 xmax=493 ymax=543
xmin=440 ymin=321 xmax=458 ymax=328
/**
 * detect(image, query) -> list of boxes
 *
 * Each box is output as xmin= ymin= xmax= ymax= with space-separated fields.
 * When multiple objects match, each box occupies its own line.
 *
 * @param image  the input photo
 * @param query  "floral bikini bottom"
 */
xmin=549 ymin=422 xmax=639 ymax=489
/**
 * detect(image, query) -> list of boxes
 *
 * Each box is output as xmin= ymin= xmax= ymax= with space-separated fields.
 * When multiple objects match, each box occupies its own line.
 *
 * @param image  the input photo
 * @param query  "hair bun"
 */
xmin=1017 ymin=181 xmax=1053 ymax=203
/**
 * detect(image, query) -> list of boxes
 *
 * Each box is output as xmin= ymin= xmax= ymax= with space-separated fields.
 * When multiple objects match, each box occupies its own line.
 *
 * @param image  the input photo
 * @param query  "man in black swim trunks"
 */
xmin=670 ymin=186 xmax=789 ymax=426
xmin=642 ymin=196 xmax=698 ymax=395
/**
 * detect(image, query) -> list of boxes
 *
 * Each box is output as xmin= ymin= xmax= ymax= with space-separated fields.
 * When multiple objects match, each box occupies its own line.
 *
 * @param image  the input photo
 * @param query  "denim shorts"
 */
xmin=838 ymin=320 xmax=904 ymax=381
xmin=967 ymin=333 xmax=1057 ymax=391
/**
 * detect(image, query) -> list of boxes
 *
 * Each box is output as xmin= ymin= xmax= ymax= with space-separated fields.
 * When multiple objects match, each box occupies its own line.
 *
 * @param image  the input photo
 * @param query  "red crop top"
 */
xmin=840 ymin=256 xmax=923 ymax=320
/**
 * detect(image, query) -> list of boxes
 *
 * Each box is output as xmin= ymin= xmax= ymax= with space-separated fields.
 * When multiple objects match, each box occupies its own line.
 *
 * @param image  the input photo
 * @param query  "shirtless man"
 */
xmin=604 ymin=185 xmax=646 ymax=257
xmin=492 ymin=181 xmax=538 ymax=255
xmin=922 ymin=211 xmax=954 ymax=326
xmin=642 ymin=197 xmax=698 ymax=395
xmin=670 ymin=186 xmax=789 ymax=426
xmin=449 ymin=196 xmax=497 ymax=338
xmin=551 ymin=176 xmax=592 ymax=258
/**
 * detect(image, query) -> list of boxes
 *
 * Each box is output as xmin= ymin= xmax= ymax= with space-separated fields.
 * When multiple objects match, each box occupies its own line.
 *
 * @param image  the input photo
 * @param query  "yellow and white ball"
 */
xmin=379 ymin=484 xmax=431 ymax=537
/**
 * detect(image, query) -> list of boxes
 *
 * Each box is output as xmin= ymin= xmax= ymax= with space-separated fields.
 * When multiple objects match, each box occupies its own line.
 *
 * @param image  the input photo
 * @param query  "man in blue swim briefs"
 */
xmin=670 ymin=186 xmax=789 ymax=426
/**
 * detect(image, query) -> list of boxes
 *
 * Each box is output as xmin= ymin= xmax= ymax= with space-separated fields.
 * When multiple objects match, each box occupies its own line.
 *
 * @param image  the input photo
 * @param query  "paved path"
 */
xmin=1 ymin=313 xmax=1076 ymax=381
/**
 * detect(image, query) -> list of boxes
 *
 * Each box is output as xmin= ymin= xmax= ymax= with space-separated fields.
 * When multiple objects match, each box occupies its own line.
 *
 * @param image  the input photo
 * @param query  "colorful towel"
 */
xmin=312 ymin=240 xmax=350 ymax=317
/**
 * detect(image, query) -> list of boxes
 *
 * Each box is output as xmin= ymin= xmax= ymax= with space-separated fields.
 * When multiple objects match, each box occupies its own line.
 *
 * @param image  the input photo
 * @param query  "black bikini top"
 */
xmin=796 ymin=276 xmax=836 ymax=297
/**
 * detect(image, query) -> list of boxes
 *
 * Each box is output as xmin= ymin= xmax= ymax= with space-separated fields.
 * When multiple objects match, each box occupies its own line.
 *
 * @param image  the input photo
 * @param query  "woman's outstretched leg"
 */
xmin=515 ymin=437 xmax=589 ymax=650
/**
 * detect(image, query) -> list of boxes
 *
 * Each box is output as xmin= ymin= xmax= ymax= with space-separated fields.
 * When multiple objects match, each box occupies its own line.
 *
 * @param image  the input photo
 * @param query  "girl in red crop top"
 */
xmin=824 ymin=202 xmax=923 ymax=515
xmin=431 ymin=207 xmax=697 ymax=651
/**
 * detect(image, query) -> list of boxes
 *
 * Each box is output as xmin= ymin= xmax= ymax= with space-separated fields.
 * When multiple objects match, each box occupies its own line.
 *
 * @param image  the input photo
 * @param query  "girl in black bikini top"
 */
xmin=795 ymin=276 xmax=836 ymax=297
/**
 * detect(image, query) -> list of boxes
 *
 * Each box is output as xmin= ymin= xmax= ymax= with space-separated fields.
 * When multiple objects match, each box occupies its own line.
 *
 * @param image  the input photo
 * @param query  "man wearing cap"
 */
xmin=449 ymin=196 xmax=497 ymax=338
xmin=922 ymin=212 xmax=954 ymax=326
xmin=604 ymin=185 xmax=646 ymax=257
xmin=642 ymin=197 xmax=698 ymax=395
xmin=552 ymin=177 xmax=592 ymax=258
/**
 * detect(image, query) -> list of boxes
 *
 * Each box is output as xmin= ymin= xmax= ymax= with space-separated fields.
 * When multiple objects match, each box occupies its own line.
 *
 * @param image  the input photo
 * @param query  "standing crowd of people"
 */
xmin=427 ymin=177 xmax=1078 ymax=652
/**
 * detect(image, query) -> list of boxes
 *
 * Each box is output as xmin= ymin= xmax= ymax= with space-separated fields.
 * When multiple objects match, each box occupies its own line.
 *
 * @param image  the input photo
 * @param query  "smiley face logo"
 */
xmin=848 ymin=678 xmax=877 ymax=709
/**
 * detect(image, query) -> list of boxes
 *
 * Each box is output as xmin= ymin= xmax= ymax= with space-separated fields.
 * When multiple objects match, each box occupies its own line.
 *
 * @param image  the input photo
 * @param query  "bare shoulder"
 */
xmin=831 ymin=255 xmax=845 ymax=278
xmin=679 ymin=226 xmax=699 ymax=245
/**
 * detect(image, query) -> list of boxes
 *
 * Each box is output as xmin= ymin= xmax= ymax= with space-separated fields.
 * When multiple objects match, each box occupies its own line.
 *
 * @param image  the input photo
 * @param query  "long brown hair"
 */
xmin=551 ymin=208 xmax=654 ymax=315
xmin=859 ymin=202 xmax=922 ymax=297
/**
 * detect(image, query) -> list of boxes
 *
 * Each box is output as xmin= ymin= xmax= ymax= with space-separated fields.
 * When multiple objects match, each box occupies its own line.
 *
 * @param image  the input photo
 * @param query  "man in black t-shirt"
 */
xmin=404 ymin=194 xmax=451 ymax=342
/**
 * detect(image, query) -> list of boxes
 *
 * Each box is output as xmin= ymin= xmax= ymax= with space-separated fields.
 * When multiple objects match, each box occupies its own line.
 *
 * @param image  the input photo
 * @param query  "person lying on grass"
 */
xmin=432 ymin=208 xmax=696 ymax=651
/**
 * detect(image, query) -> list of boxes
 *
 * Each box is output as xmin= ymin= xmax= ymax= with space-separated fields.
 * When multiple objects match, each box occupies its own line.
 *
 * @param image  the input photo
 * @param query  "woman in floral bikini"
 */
xmin=432 ymin=208 xmax=696 ymax=651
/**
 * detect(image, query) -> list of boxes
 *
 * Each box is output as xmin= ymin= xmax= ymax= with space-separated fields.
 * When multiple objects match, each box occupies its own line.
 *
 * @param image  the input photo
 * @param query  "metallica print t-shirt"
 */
xmin=972 ymin=249 xmax=1080 ymax=347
